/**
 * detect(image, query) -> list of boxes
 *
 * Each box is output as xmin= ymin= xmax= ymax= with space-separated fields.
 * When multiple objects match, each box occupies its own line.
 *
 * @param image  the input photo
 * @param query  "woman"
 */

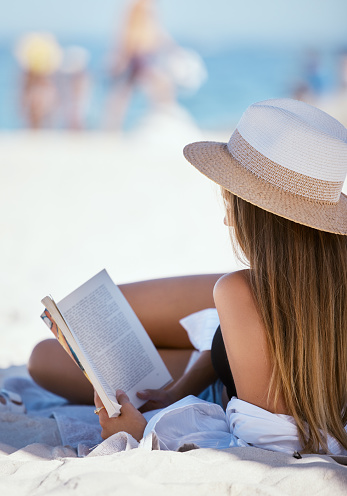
xmin=104 ymin=0 xmax=176 ymax=130
xmin=29 ymin=98 xmax=347 ymax=454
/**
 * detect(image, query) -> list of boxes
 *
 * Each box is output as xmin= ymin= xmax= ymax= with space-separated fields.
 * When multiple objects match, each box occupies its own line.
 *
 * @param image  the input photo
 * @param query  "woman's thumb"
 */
xmin=116 ymin=389 xmax=130 ymax=405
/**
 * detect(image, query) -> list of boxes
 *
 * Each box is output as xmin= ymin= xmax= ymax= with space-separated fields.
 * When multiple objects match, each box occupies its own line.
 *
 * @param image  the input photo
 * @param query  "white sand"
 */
xmin=0 ymin=110 xmax=244 ymax=367
xmin=0 ymin=443 xmax=346 ymax=495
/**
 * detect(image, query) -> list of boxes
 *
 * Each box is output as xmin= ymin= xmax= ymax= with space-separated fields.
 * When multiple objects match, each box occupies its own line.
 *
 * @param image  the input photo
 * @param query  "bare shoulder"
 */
xmin=213 ymin=270 xmax=260 ymax=327
xmin=213 ymin=270 xmax=252 ymax=300
xmin=213 ymin=270 xmax=275 ymax=411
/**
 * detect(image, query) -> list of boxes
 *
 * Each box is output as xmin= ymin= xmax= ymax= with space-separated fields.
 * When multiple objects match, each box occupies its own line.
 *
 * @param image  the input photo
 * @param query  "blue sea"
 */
xmin=0 ymin=38 xmax=343 ymax=130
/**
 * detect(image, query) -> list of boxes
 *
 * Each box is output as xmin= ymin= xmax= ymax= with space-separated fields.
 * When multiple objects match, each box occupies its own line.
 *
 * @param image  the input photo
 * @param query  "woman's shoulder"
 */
xmin=213 ymin=270 xmax=256 ymax=315
xmin=214 ymin=269 xmax=250 ymax=291
xmin=213 ymin=269 xmax=264 ymax=349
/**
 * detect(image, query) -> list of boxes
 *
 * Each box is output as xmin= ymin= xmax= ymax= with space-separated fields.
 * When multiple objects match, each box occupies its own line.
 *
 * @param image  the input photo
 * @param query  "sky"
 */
xmin=0 ymin=0 xmax=346 ymax=48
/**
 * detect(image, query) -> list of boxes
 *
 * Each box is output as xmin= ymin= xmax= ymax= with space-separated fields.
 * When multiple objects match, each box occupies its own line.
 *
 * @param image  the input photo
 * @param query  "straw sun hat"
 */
xmin=183 ymin=98 xmax=347 ymax=235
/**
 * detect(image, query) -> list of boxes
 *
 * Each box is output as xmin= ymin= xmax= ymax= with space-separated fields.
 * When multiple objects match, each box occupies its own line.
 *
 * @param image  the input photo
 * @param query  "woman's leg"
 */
xmin=119 ymin=274 xmax=222 ymax=348
xmin=29 ymin=339 xmax=94 ymax=403
xmin=28 ymin=341 xmax=194 ymax=404
xmin=28 ymin=274 xmax=223 ymax=403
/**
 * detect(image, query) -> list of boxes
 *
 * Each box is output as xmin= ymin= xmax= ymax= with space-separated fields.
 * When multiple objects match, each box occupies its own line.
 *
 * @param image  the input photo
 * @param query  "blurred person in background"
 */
xmin=59 ymin=46 xmax=91 ymax=130
xmin=15 ymin=32 xmax=62 ymax=129
xmin=103 ymin=0 xmax=205 ymax=131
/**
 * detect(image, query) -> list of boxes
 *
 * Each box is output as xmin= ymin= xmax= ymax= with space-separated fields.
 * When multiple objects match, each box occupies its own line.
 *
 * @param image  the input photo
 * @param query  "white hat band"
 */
xmin=228 ymin=130 xmax=344 ymax=204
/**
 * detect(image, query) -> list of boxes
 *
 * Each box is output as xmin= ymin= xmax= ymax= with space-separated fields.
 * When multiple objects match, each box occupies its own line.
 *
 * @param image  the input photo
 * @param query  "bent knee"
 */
xmin=28 ymin=339 xmax=58 ymax=385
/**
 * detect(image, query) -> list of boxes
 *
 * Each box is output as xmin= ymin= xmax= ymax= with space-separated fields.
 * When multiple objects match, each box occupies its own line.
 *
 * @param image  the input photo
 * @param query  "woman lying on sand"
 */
xmin=29 ymin=98 xmax=347 ymax=454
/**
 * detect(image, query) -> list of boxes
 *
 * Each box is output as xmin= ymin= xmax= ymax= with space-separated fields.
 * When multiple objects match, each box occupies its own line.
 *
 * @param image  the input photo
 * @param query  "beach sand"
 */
xmin=0 ymin=111 xmax=243 ymax=367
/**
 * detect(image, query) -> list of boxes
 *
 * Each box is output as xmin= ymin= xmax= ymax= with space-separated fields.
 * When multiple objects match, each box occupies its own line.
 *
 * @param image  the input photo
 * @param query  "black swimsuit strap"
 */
xmin=211 ymin=325 xmax=237 ymax=399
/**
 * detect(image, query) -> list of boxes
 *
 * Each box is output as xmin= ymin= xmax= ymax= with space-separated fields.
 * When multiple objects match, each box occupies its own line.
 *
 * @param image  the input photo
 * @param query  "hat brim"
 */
xmin=184 ymin=141 xmax=347 ymax=235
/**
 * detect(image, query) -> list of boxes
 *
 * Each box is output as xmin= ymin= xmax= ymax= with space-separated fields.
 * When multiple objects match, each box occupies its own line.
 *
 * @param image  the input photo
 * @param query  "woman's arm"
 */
xmin=95 ymin=351 xmax=218 ymax=440
xmin=213 ymin=271 xmax=287 ymax=413
xmin=138 ymin=349 xmax=217 ymax=411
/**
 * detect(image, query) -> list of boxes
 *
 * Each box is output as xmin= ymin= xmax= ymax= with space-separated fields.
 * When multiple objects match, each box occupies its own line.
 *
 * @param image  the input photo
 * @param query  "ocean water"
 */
xmin=0 ymin=39 xmax=342 ymax=130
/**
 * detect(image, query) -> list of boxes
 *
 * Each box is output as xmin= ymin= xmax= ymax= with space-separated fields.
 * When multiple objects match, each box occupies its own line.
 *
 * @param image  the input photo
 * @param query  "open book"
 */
xmin=41 ymin=269 xmax=173 ymax=417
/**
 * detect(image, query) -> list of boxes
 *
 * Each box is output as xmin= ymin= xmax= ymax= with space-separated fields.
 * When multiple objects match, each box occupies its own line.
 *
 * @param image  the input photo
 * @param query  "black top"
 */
xmin=211 ymin=325 xmax=237 ymax=399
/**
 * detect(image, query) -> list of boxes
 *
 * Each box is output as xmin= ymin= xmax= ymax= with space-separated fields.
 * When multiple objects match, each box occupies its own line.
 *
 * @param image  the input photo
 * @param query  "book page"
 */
xmin=41 ymin=296 xmax=121 ymax=417
xmin=57 ymin=270 xmax=172 ymax=411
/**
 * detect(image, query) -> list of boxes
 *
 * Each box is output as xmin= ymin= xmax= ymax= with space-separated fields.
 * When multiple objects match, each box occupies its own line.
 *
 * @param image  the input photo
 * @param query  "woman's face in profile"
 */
xmin=223 ymin=210 xmax=233 ymax=227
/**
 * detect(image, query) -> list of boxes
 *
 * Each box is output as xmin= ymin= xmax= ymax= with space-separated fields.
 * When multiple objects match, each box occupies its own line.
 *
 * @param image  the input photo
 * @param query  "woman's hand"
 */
xmin=94 ymin=390 xmax=147 ymax=441
xmin=136 ymin=387 xmax=179 ymax=412
xmin=138 ymin=350 xmax=218 ymax=412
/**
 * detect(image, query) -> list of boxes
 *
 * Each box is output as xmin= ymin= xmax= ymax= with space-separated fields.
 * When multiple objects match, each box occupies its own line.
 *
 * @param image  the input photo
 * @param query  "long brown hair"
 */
xmin=222 ymin=188 xmax=347 ymax=454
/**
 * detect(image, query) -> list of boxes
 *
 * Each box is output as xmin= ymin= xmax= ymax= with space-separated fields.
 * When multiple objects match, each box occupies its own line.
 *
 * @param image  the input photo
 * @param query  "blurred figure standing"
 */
xmin=60 ymin=46 xmax=91 ymax=130
xmin=104 ymin=0 xmax=177 ymax=130
xmin=15 ymin=33 xmax=62 ymax=129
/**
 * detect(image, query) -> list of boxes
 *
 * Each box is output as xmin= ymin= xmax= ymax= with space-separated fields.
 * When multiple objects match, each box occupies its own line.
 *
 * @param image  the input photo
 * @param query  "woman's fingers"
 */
xmin=137 ymin=389 xmax=162 ymax=412
xmin=136 ymin=389 xmax=163 ymax=401
xmin=137 ymin=388 xmax=177 ymax=412
xmin=116 ymin=389 xmax=130 ymax=404
xmin=136 ymin=389 xmax=151 ymax=399
xmin=94 ymin=388 xmax=147 ymax=441
xmin=94 ymin=390 xmax=103 ymax=408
